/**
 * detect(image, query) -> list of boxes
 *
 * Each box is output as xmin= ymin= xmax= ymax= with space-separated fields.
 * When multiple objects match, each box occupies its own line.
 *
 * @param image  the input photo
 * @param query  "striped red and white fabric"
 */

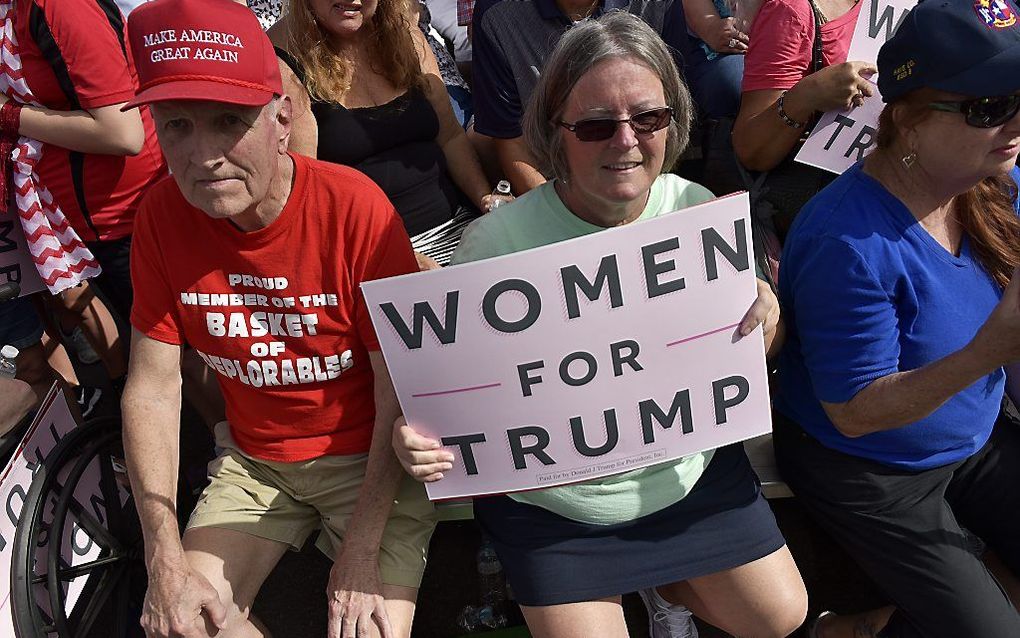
xmin=0 ymin=0 xmax=100 ymax=294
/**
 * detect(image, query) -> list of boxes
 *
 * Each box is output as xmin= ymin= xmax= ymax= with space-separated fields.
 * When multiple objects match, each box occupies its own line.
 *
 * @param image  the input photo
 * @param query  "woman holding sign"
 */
xmin=395 ymin=13 xmax=807 ymax=638
xmin=775 ymin=2 xmax=1020 ymax=636
xmin=732 ymin=0 xmax=875 ymax=244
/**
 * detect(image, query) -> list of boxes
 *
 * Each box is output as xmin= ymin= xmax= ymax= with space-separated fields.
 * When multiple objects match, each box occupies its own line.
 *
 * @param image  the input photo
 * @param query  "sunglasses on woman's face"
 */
xmin=558 ymin=106 xmax=673 ymax=142
xmin=928 ymin=95 xmax=1020 ymax=128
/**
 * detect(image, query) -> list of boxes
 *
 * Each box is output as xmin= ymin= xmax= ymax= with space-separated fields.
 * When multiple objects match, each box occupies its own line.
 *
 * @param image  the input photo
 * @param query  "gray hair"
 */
xmin=522 ymin=11 xmax=693 ymax=180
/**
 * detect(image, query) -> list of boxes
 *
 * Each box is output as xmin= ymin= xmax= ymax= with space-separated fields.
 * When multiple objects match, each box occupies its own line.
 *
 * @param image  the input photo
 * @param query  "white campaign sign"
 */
xmin=796 ymin=0 xmax=917 ymax=174
xmin=0 ymin=206 xmax=45 ymax=298
xmin=363 ymin=194 xmax=773 ymax=501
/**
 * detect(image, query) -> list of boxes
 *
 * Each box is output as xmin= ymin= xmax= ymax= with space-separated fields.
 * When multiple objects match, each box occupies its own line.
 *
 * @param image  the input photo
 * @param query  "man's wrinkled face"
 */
xmin=150 ymin=98 xmax=288 ymax=220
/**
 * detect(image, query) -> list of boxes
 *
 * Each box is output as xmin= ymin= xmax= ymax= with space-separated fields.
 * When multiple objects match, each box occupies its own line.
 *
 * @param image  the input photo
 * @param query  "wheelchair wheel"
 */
xmin=11 ymin=416 xmax=145 ymax=638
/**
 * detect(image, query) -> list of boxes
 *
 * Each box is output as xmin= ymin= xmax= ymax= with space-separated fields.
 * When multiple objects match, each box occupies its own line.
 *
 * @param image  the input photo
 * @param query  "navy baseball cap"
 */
xmin=878 ymin=0 xmax=1020 ymax=102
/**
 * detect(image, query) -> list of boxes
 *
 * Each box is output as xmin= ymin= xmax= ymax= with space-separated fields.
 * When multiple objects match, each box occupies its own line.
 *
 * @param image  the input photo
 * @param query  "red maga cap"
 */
xmin=124 ymin=0 xmax=282 ymax=110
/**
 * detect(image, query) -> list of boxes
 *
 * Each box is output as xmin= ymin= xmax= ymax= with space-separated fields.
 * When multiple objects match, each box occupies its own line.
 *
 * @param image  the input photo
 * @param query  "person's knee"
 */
xmin=0 ymin=378 xmax=36 ymax=433
xmin=764 ymin=585 xmax=809 ymax=638
xmin=723 ymin=578 xmax=808 ymax=638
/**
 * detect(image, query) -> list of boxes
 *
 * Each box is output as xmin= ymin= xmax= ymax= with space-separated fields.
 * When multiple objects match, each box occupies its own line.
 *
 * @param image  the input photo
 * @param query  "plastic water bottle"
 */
xmin=476 ymin=541 xmax=508 ymax=628
xmin=488 ymin=180 xmax=512 ymax=211
xmin=0 ymin=345 xmax=18 ymax=379
xmin=455 ymin=604 xmax=480 ymax=632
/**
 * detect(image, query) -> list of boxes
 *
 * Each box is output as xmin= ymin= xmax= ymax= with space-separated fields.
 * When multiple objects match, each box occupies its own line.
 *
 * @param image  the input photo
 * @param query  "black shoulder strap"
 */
xmin=274 ymin=46 xmax=308 ymax=85
xmin=807 ymin=0 xmax=826 ymax=74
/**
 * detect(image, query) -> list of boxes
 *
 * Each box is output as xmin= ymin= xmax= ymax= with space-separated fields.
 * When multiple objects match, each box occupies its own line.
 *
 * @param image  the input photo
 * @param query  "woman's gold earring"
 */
xmin=901 ymin=151 xmax=917 ymax=169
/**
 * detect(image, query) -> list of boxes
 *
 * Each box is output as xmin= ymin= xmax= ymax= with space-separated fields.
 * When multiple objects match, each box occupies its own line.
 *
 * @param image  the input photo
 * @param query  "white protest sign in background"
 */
xmin=796 ymin=0 xmax=916 ymax=174
xmin=0 ymin=386 xmax=117 ymax=635
xmin=364 ymin=194 xmax=772 ymax=501
xmin=0 ymin=206 xmax=45 ymax=298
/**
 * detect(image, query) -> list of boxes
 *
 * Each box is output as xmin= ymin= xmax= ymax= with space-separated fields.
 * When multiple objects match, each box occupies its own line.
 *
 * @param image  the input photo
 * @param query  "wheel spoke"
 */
xmin=56 ymin=553 xmax=126 ymax=581
xmin=71 ymin=563 xmax=126 ymax=638
xmin=97 ymin=452 xmax=126 ymax=538
xmin=59 ymin=478 xmax=123 ymax=551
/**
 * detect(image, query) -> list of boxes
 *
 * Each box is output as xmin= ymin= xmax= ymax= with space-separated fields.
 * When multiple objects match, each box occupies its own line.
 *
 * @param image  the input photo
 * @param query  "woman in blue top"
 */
xmin=775 ymin=2 xmax=1020 ymax=637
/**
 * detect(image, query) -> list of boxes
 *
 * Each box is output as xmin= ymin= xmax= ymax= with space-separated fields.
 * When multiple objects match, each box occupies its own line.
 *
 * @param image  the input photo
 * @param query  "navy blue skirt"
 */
xmin=472 ymin=443 xmax=785 ymax=606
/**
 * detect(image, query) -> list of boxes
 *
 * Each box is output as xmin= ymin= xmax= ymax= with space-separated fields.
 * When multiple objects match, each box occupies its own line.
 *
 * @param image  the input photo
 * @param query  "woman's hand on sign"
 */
xmin=737 ymin=279 xmax=783 ymax=357
xmin=392 ymin=416 xmax=454 ymax=482
xmin=788 ymin=61 xmax=877 ymax=114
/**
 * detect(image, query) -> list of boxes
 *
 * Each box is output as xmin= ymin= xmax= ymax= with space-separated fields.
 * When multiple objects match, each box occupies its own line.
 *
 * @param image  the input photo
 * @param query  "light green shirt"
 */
xmin=451 ymin=174 xmax=718 ymax=525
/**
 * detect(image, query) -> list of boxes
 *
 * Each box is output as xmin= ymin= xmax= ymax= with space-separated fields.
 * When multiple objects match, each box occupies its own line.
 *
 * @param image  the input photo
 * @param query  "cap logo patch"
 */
xmin=893 ymin=60 xmax=916 ymax=81
xmin=974 ymin=0 xmax=1017 ymax=28
xmin=141 ymin=29 xmax=246 ymax=65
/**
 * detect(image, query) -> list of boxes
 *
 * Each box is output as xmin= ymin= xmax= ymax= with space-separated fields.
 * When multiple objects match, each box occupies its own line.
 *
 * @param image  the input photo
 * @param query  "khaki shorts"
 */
xmin=187 ymin=423 xmax=438 ymax=589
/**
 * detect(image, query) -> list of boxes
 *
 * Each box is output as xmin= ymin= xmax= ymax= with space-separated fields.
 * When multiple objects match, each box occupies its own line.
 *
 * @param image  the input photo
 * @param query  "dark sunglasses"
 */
xmin=558 ymin=106 xmax=673 ymax=142
xmin=928 ymin=95 xmax=1020 ymax=128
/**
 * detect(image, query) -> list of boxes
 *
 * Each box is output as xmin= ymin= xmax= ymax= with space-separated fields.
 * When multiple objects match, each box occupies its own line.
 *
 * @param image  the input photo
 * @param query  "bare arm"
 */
xmin=682 ymin=0 xmax=749 ymax=53
xmin=821 ymin=271 xmax=1020 ymax=438
xmin=122 ymin=330 xmax=185 ymax=567
xmin=122 ymin=330 xmax=226 ymax=637
xmin=413 ymin=28 xmax=494 ymax=211
xmin=821 ymin=342 xmax=998 ymax=438
xmin=8 ymin=97 xmax=145 ymax=156
xmin=279 ymin=59 xmax=318 ymax=157
xmin=732 ymin=62 xmax=876 ymax=172
xmin=341 ymin=351 xmax=404 ymax=556
xmin=326 ymin=350 xmax=404 ymax=638
xmin=496 ymin=136 xmax=546 ymax=195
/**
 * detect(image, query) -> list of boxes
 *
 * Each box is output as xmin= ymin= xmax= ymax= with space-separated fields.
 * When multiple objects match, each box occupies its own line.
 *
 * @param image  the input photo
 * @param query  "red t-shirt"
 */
xmin=130 ymin=154 xmax=419 ymax=462
xmin=13 ymin=0 xmax=166 ymax=242
xmin=742 ymin=0 xmax=862 ymax=92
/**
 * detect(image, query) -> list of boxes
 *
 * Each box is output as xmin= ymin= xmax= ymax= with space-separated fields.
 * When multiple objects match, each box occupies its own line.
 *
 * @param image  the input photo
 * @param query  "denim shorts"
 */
xmin=0 ymin=295 xmax=43 ymax=350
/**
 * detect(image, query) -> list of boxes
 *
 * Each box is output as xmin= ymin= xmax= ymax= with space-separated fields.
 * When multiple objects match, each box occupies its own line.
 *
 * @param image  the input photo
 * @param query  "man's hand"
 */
xmin=140 ymin=558 xmax=227 ymax=638
xmin=327 ymin=553 xmax=393 ymax=638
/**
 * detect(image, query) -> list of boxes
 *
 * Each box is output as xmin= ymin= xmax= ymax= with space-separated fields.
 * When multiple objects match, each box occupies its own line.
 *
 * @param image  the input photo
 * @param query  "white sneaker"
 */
xmin=638 ymin=587 xmax=699 ymax=638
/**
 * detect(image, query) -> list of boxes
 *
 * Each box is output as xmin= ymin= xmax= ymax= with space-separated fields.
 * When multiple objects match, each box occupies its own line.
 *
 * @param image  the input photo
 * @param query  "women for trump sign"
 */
xmin=362 ymin=193 xmax=772 ymax=500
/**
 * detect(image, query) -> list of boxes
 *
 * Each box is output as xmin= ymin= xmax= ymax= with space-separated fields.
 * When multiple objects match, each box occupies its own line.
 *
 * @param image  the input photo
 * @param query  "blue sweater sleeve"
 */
xmin=787 ymin=235 xmax=901 ymax=404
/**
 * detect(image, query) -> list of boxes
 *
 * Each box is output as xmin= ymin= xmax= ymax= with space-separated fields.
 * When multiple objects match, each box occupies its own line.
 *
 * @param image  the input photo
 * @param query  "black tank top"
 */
xmin=277 ymin=48 xmax=459 ymax=236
